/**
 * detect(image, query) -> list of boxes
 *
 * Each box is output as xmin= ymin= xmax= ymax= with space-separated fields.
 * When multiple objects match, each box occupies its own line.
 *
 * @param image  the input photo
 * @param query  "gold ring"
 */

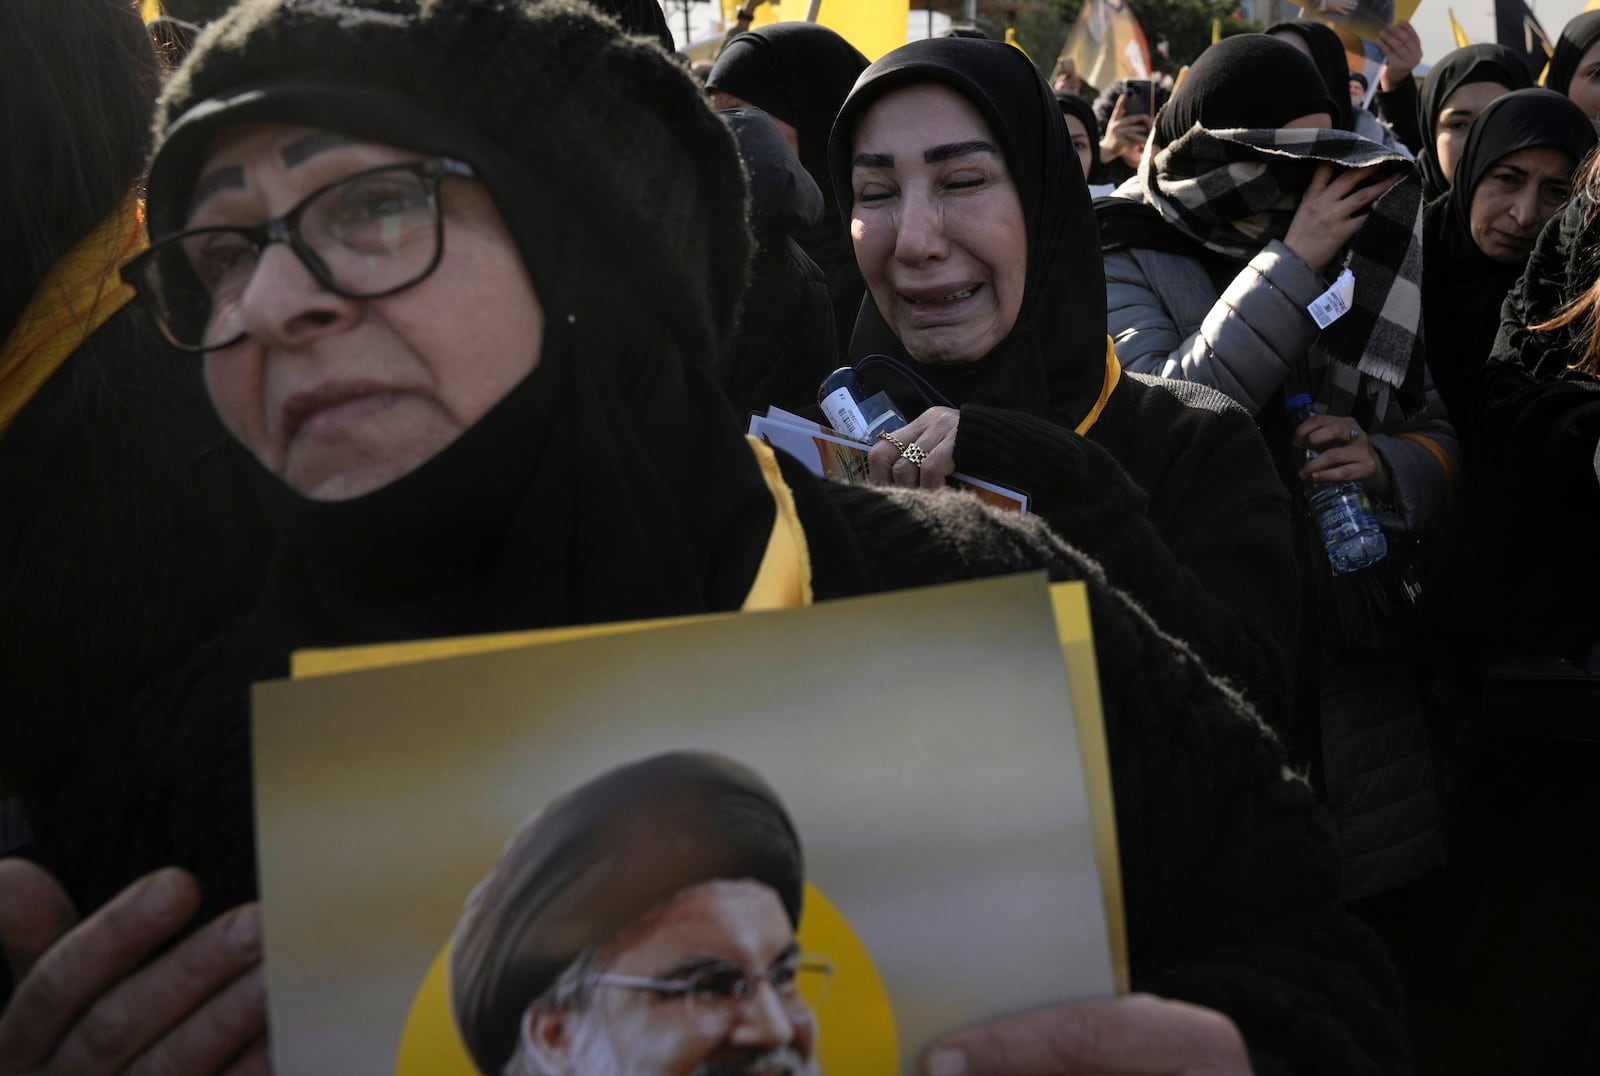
xmin=902 ymin=441 xmax=928 ymax=467
xmin=878 ymin=430 xmax=907 ymax=453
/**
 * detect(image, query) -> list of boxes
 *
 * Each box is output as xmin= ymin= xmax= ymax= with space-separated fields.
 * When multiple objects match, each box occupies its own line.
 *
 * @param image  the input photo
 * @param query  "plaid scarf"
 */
xmin=1142 ymin=124 xmax=1427 ymax=431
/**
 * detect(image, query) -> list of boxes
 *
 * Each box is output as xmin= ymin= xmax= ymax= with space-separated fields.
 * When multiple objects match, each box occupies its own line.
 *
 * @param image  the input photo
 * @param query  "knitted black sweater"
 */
xmin=955 ymin=372 xmax=1298 ymax=722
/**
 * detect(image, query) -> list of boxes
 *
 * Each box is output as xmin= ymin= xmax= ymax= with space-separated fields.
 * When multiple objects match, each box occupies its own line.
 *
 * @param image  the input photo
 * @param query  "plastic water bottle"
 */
xmin=1286 ymin=393 xmax=1387 ymax=574
xmin=817 ymin=367 xmax=906 ymax=443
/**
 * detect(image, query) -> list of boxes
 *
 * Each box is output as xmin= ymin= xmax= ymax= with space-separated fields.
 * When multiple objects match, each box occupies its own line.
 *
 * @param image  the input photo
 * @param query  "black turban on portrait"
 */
xmin=449 ymin=751 xmax=804 ymax=1075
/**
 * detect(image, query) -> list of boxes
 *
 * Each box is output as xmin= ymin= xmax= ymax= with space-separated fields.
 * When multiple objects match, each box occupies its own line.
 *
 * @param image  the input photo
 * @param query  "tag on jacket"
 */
xmin=1307 ymin=268 xmax=1355 ymax=330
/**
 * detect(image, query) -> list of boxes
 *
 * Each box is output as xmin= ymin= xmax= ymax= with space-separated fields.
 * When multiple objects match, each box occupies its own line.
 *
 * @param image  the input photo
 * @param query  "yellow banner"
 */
xmin=814 ymin=0 xmax=910 ymax=61
xmin=141 ymin=0 xmax=162 ymax=21
xmin=716 ymin=2 xmax=906 ymax=61
xmin=1448 ymin=8 xmax=1472 ymax=47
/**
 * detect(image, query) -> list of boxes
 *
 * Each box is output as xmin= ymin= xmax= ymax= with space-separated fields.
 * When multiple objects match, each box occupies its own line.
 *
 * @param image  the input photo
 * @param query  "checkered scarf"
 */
xmin=1142 ymin=124 xmax=1427 ymax=430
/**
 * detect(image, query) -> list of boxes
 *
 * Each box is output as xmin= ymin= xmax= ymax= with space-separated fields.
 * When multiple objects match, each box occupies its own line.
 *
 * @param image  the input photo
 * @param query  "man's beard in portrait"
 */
xmin=551 ymin=1011 xmax=821 ymax=1076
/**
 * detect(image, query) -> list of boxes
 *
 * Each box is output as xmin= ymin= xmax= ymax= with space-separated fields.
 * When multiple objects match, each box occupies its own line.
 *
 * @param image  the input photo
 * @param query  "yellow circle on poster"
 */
xmin=394 ymin=881 xmax=896 ymax=1074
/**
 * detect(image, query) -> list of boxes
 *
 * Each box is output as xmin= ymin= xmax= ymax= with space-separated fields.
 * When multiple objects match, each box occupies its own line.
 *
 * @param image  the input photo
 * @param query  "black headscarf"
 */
xmin=707 ymin=23 xmax=869 ymax=352
xmin=1413 ymin=44 xmax=1531 ymax=200
xmin=826 ymin=37 xmax=1109 ymax=428
xmin=1264 ymin=20 xmax=1356 ymax=133
xmin=1447 ymin=89 xmax=1596 ymax=239
xmin=587 ymin=0 xmax=674 ymax=52
xmin=1154 ymin=34 xmax=1338 ymax=148
xmin=1056 ymin=90 xmax=1104 ymax=182
xmin=450 ymin=750 xmax=803 ymax=1075
xmin=143 ymin=0 xmax=777 ymax=652
xmin=1424 ymin=88 xmax=1596 ymax=417
xmin=1547 ymin=11 xmax=1600 ymax=103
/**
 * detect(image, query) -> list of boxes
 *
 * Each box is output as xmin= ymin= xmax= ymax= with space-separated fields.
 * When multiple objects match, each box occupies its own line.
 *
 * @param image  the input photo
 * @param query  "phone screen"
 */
xmin=1123 ymin=79 xmax=1153 ymax=118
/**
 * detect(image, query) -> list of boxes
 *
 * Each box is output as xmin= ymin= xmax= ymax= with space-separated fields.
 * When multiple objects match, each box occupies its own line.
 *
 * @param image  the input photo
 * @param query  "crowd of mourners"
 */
xmin=1 ymin=0 xmax=1597 ymax=1073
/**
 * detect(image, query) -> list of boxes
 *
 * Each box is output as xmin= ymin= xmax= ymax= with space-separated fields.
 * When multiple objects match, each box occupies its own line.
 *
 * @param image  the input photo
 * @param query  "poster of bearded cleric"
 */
xmin=1286 ymin=0 xmax=1421 ymax=45
xmin=251 ymin=575 xmax=1121 ymax=1075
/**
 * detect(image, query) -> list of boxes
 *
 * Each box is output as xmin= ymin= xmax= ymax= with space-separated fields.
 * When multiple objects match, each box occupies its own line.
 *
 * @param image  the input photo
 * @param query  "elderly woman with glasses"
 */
xmin=0 ymin=3 xmax=1402 ymax=1074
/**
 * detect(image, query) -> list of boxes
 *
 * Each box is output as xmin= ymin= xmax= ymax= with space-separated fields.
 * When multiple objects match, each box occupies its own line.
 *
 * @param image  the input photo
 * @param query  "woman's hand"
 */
xmin=1376 ymin=21 xmax=1422 ymax=91
xmin=1283 ymin=163 xmax=1401 ymax=275
xmin=1294 ymin=412 xmax=1388 ymax=493
xmin=1098 ymin=93 xmax=1151 ymax=169
xmin=922 ymin=993 xmax=1252 ymax=1075
xmin=867 ymin=407 xmax=960 ymax=490
xmin=0 ymin=859 xmax=268 ymax=1076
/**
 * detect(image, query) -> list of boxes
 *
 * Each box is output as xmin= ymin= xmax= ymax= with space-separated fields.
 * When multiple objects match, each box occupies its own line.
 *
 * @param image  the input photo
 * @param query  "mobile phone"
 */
xmin=1122 ymin=78 xmax=1153 ymax=119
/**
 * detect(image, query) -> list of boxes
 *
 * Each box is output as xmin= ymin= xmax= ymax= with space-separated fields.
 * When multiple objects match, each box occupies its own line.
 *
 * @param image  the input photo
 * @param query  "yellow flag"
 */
xmin=1587 ymin=0 xmax=1600 ymax=13
xmin=141 ymin=0 xmax=163 ymax=20
xmin=1004 ymin=25 xmax=1031 ymax=61
xmin=1447 ymin=8 xmax=1471 ymax=48
xmin=813 ymin=0 xmax=910 ymax=61
xmin=1212 ymin=19 xmax=1221 ymax=46
xmin=720 ymin=0 xmax=781 ymax=31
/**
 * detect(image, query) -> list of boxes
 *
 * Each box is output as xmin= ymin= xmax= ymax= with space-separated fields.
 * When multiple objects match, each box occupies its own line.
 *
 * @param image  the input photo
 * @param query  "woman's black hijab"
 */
xmin=1414 ymin=44 xmax=1531 ymax=200
xmin=1154 ymin=33 xmax=1337 ymax=146
xmin=707 ymin=23 xmax=869 ymax=352
xmin=1264 ymin=20 xmax=1355 ymax=133
xmin=826 ymin=37 xmax=1109 ymax=428
xmin=1547 ymin=11 xmax=1600 ymax=102
xmin=144 ymin=0 xmax=781 ymax=654
xmin=1424 ymin=88 xmax=1595 ymax=416
xmin=1056 ymin=90 xmax=1104 ymax=182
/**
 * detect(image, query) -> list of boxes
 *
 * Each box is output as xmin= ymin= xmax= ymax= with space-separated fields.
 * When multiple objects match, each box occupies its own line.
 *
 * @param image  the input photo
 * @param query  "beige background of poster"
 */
xmin=253 ymin=574 xmax=1114 ymax=1074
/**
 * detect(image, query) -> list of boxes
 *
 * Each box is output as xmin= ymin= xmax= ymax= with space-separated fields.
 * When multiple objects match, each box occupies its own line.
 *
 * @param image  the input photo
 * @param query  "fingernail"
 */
xmin=141 ymin=870 xmax=182 ymax=917
xmin=926 ymin=1046 xmax=967 ymax=1076
xmin=228 ymin=905 xmax=261 ymax=952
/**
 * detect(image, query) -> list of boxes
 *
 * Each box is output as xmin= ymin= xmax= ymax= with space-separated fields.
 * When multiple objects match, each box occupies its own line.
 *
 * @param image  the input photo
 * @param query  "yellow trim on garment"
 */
xmin=742 ymin=436 xmax=814 ymax=609
xmin=1074 ymin=336 xmax=1123 ymax=436
xmin=0 ymin=192 xmax=147 ymax=437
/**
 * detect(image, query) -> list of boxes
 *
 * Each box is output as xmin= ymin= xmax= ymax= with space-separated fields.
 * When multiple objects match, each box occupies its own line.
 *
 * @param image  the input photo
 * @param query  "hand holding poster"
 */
xmin=254 ymin=576 xmax=1121 ymax=1074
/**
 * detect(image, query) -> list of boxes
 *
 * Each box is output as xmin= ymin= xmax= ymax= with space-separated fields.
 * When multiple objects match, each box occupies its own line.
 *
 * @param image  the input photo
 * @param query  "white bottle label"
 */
xmin=819 ymin=387 xmax=870 ymax=441
xmin=1306 ymin=267 xmax=1356 ymax=330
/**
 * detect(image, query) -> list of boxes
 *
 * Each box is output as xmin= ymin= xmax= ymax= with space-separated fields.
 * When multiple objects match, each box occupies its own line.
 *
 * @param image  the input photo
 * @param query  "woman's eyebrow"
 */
xmin=925 ymin=139 xmax=999 ymax=163
xmin=281 ymin=129 xmax=351 ymax=167
xmin=853 ymin=151 xmax=894 ymax=168
xmin=190 ymin=165 xmax=244 ymax=208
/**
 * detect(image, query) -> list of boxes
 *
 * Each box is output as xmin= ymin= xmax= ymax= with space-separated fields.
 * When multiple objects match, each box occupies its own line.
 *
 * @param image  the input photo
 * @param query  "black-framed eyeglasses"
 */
xmin=124 ymin=156 xmax=475 ymax=353
xmin=593 ymin=955 xmax=833 ymax=1027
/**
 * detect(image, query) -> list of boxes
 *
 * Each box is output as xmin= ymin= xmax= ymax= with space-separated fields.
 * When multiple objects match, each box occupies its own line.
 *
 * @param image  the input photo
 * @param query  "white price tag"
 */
xmin=1306 ymin=267 xmax=1355 ymax=330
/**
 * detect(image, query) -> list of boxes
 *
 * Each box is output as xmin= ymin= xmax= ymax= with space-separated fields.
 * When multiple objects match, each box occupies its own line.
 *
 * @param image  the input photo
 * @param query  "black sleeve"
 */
xmin=1469 ymin=362 xmax=1600 ymax=501
xmin=1373 ymin=77 xmax=1423 ymax=156
xmin=954 ymin=403 xmax=1296 ymax=722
